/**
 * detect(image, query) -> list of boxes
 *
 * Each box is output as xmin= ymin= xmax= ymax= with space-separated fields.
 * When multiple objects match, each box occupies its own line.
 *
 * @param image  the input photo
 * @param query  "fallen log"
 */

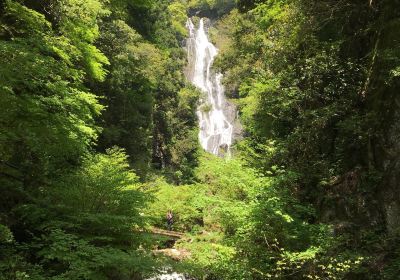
xmin=150 ymin=227 xmax=184 ymax=239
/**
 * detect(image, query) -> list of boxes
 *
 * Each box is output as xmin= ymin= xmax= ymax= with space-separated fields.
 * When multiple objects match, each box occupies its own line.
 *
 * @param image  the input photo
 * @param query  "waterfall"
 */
xmin=186 ymin=18 xmax=235 ymax=156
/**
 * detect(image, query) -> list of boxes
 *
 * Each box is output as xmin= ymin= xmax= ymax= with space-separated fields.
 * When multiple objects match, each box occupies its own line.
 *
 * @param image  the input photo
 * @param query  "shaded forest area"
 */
xmin=1 ymin=0 xmax=400 ymax=279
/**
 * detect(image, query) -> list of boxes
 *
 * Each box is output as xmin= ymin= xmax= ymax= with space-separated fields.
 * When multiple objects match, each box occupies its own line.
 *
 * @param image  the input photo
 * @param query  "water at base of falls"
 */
xmin=186 ymin=18 xmax=235 ymax=157
xmin=146 ymin=272 xmax=187 ymax=280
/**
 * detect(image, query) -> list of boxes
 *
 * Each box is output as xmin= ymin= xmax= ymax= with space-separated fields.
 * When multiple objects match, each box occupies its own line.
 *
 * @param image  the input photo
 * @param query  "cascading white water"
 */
xmin=186 ymin=18 xmax=234 ymax=156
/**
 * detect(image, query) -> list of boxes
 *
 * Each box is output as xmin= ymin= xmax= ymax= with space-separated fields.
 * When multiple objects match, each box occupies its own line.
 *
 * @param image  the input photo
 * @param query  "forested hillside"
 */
xmin=0 ymin=0 xmax=198 ymax=278
xmin=1 ymin=0 xmax=400 ymax=279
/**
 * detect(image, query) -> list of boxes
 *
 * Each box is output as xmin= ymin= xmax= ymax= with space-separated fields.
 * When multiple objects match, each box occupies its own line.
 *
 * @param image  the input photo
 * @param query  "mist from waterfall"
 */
xmin=186 ymin=18 xmax=234 ymax=156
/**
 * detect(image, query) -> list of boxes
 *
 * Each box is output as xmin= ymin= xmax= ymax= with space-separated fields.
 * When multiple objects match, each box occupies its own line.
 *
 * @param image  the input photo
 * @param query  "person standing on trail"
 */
xmin=166 ymin=210 xmax=173 ymax=231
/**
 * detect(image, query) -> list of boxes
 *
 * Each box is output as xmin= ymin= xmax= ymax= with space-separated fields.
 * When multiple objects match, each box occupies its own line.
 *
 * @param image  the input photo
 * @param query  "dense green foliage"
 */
xmin=1 ymin=0 xmax=400 ymax=279
xmin=94 ymin=0 xmax=200 ymax=179
xmin=0 ymin=0 xmax=198 ymax=278
xmin=148 ymin=154 xmax=366 ymax=279
xmin=210 ymin=0 xmax=400 ymax=278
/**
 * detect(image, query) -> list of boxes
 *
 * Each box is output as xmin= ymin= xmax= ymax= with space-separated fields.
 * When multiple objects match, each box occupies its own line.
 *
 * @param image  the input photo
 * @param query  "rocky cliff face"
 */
xmin=371 ymin=9 xmax=400 ymax=235
xmin=377 ymin=81 xmax=400 ymax=235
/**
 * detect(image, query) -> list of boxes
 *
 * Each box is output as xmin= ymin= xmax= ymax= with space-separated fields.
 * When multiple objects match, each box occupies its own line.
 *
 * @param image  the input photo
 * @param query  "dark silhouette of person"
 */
xmin=166 ymin=210 xmax=173 ymax=231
